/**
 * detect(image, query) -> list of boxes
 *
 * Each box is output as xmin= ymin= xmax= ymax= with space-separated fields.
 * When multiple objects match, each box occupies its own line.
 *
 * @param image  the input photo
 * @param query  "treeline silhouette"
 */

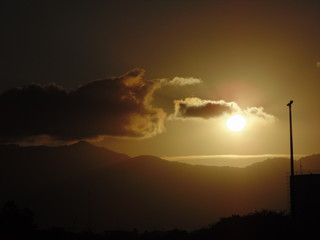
xmin=1 ymin=201 xmax=318 ymax=240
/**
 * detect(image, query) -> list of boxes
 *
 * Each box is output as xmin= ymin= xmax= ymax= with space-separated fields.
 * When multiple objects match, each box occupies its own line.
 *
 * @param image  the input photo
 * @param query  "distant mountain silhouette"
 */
xmin=0 ymin=142 xmax=319 ymax=232
xmin=0 ymin=141 xmax=129 ymax=181
xmin=296 ymin=154 xmax=320 ymax=173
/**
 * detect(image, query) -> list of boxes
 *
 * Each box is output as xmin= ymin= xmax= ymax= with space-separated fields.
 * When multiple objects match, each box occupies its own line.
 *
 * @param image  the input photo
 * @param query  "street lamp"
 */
xmin=287 ymin=100 xmax=295 ymax=219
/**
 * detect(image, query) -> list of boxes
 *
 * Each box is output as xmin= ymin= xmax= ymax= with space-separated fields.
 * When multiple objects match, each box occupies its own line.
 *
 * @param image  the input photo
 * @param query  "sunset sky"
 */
xmin=1 ymin=0 xmax=319 ymax=160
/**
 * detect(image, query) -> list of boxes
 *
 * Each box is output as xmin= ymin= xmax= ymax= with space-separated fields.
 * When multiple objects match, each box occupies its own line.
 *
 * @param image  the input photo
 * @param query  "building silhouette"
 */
xmin=294 ymin=174 xmax=320 ymax=220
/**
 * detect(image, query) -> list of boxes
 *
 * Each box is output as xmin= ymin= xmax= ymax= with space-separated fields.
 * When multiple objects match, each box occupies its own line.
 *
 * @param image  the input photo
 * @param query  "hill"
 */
xmin=0 ymin=142 xmax=319 ymax=232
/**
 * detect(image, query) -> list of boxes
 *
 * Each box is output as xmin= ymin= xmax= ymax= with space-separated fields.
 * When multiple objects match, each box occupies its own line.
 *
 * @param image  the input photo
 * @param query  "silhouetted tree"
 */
xmin=211 ymin=210 xmax=291 ymax=240
xmin=3 ymin=201 xmax=320 ymax=240
xmin=104 ymin=229 xmax=139 ymax=240
xmin=36 ymin=226 xmax=75 ymax=240
xmin=0 ymin=201 xmax=37 ymax=239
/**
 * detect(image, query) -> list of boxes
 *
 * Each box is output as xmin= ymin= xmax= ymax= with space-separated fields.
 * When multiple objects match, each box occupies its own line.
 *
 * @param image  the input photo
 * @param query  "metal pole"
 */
xmin=287 ymin=100 xmax=295 ymax=219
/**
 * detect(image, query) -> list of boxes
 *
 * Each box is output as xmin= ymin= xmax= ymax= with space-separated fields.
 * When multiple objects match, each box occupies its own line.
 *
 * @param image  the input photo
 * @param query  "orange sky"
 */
xmin=1 ymin=0 xmax=319 ymax=159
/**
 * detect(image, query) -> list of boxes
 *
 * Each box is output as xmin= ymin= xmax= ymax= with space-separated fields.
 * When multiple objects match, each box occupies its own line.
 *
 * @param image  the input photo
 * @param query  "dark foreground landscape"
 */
xmin=1 ymin=203 xmax=319 ymax=240
xmin=1 ymin=142 xmax=320 ymax=239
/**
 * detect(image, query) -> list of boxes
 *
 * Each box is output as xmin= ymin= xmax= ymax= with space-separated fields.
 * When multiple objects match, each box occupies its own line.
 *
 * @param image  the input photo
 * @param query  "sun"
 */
xmin=226 ymin=115 xmax=247 ymax=132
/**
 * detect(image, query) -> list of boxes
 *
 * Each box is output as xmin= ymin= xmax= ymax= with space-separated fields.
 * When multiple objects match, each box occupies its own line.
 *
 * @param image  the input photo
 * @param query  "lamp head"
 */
xmin=287 ymin=100 xmax=293 ymax=107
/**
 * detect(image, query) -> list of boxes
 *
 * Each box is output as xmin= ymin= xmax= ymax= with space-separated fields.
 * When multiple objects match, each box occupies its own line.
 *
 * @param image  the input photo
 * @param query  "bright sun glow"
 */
xmin=226 ymin=115 xmax=247 ymax=132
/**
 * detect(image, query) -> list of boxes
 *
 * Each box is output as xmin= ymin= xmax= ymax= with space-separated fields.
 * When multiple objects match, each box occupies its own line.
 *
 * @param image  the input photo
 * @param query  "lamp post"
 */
xmin=287 ymin=100 xmax=295 ymax=219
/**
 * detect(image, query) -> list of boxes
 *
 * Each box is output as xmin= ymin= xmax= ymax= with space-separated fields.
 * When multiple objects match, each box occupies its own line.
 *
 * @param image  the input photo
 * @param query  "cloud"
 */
xmin=171 ymin=98 xmax=240 ymax=119
xmin=0 ymin=69 xmax=276 ymax=145
xmin=168 ymin=77 xmax=202 ymax=86
xmin=170 ymin=97 xmax=276 ymax=122
xmin=243 ymin=107 xmax=276 ymax=122
xmin=0 ymin=68 xmax=166 ymax=144
xmin=162 ymin=154 xmax=306 ymax=168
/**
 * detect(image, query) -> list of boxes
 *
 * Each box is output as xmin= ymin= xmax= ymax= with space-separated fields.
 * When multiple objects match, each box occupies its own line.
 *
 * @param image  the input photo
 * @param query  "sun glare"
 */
xmin=226 ymin=115 xmax=247 ymax=132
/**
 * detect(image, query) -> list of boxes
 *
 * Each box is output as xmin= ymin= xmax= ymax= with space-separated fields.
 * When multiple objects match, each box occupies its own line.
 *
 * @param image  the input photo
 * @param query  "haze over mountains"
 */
xmin=1 ymin=142 xmax=319 ymax=232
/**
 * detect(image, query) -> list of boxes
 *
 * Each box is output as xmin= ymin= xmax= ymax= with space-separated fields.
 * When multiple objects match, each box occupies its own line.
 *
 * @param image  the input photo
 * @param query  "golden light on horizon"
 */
xmin=226 ymin=115 xmax=247 ymax=132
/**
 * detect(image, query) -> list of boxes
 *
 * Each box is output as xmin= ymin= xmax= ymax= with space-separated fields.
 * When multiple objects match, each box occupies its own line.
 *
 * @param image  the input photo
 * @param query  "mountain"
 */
xmin=0 ymin=142 xmax=129 ymax=202
xmin=0 ymin=141 xmax=129 ymax=180
xmin=0 ymin=143 xmax=319 ymax=232
xmin=296 ymin=154 xmax=320 ymax=174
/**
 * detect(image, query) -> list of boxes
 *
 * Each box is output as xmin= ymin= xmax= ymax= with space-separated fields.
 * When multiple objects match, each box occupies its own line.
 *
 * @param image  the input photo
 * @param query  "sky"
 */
xmin=1 ymin=0 xmax=320 ymax=159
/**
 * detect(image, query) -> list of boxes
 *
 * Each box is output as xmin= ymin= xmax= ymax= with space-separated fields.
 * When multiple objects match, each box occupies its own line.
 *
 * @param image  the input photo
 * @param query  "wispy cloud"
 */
xmin=243 ymin=107 xmax=276 ymax=122
xmin=168 ymin=77 xmax=202 ymax=86
xmin=162 ymin=154 xmax=306 ymax=168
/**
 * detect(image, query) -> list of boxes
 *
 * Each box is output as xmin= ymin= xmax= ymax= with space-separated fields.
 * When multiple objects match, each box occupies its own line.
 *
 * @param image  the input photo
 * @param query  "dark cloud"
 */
xmin=171 ymin=98 xmax=238 ymax=119
xmin=171 ymin=97 xmax=276 ymax=122
xmin=0 ymin=68 xmax=276 ymax=145
xmin=0 ymin=69 xmax=166 ymax=144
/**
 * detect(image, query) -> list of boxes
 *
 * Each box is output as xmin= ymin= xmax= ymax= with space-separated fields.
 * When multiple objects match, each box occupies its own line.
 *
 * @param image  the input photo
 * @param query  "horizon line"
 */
xmin=161 ymin=154 xmax=309 ymax=168
xmin=162 ymin=154 xmax=308 ymax=161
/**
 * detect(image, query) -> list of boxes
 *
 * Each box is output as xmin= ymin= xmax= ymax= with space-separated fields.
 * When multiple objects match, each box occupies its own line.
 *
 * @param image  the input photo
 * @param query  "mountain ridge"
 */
xmin=0 ymin=141 xmax=319 ymax=231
